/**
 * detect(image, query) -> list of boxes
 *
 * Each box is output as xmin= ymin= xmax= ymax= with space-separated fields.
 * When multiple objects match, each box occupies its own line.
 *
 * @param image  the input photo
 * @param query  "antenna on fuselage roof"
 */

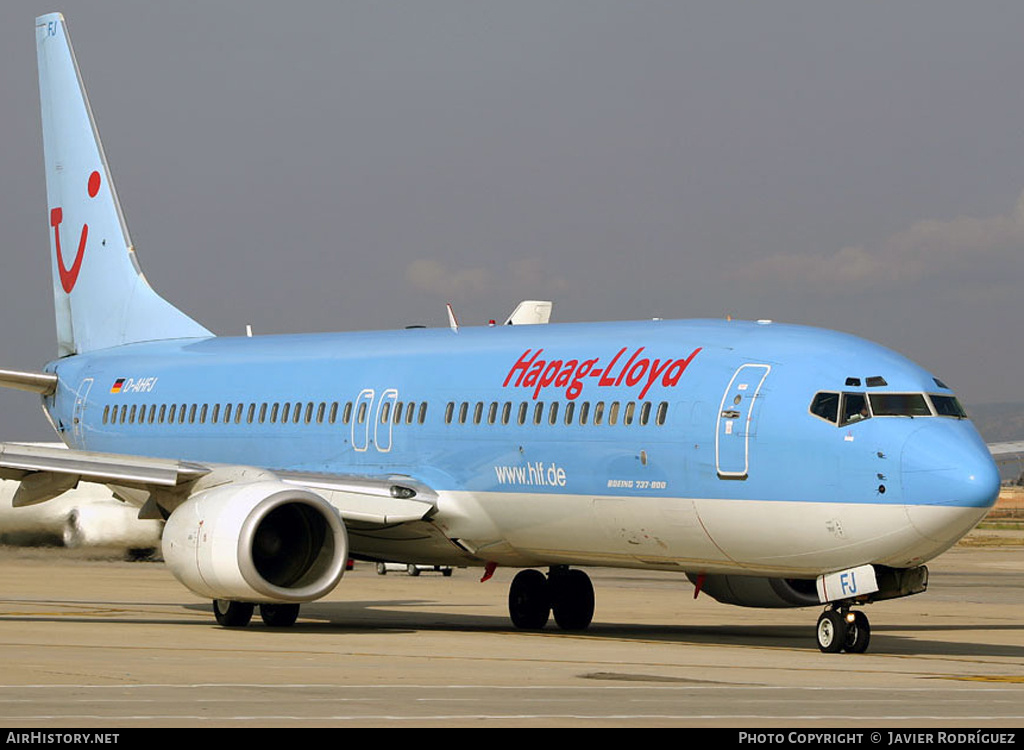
xmin=446 ymin=303 xmax=459 ymax=333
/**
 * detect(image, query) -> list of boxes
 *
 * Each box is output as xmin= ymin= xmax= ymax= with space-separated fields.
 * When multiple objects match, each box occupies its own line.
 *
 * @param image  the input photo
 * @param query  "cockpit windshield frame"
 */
xmin=928 ymin=393 xmax=968 ymax=419
xmin=868 ymin=392 xmax=932 ymax=418
xmin=809 ymin=388 xmax=971 ymax=427
xmin=840 ymin=392 xmax=871 ymax=426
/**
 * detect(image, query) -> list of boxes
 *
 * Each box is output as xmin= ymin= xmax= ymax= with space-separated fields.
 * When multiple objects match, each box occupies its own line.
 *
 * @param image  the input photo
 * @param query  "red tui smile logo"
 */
xmin=50 ymin=170 xmax=100 ymax=293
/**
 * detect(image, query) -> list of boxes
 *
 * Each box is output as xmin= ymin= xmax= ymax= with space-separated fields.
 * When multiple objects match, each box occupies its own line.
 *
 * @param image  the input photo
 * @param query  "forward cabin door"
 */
xmin=715 ymin=364 xmax=770 ymax=480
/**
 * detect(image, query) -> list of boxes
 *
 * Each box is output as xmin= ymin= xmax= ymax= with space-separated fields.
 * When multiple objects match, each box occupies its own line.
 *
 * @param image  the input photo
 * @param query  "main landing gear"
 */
xmin=212 ymin=600 xmax=301 ymax=628
xmin=816 ymin=604 xmax=870 ymax=654
xmin=508 ymin=566 xmax=595 ymax=631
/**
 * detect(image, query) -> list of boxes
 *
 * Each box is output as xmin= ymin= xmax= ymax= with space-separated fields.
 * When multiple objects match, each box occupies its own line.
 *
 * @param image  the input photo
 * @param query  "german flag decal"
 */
xmin=110 ymin=378 xmax=125 ymax=394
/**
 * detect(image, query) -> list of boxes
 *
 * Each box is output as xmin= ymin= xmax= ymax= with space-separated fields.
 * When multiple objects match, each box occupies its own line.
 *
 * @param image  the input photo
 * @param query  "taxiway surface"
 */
xmin=0 ymin=538 xmax=1022 ymax=728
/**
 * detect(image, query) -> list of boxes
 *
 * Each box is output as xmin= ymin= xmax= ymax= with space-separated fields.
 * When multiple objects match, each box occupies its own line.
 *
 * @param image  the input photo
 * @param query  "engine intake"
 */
xmin=689 ymin=566 xmax=928 ymax=608
xmin=163 ymin=480 xmax=348 ymax=603
xmin=688 ymin=573 xmax=820 ymax=608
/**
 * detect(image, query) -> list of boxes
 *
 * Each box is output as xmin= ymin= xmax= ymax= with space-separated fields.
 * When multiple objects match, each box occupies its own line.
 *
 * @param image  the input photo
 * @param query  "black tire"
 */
xmin=407 ymin=564 xmax=420 ymax=577
xmin=844 ymin=610 xmax=871 ymax=654
xmin=816 ymin=610 xmax=845 ymax=653
xmin=550 ymin=569 xmax=595 ymax=631
xmin=508 ymin=569 xmax=550 ymax=629
xmin=260 ymin=602 xmax=300 ymax=627
xmin=213 ymin=600 xmax=254 ymax=628
xmin=376 ymin=563 xmax=387 ymax=575
xmin=442 ymin=568 xmax=452 ymax=577
xmin=124 ymin=547 xmax=157 ymax=562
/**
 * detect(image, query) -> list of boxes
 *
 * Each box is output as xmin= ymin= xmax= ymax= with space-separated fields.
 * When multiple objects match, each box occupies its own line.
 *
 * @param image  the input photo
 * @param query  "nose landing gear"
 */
xmin=816 ymin=605 xmax=870 ymax=653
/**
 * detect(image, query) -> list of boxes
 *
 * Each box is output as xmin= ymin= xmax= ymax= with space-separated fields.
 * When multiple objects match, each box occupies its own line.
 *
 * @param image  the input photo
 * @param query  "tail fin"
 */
xmin=36 ymin=13 xmax=211 ymax=357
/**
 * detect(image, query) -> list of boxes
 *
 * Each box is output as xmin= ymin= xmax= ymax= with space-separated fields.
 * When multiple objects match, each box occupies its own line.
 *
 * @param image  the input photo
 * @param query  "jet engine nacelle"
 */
xmin=162 ymin=480 xmax=349 ymax=603
xmin=688 ymin=573 xmax=820 ymax=608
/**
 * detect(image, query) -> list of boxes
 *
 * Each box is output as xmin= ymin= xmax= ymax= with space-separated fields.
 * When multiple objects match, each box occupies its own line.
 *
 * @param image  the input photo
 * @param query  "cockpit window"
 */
xmin=868 ymin=393 xmax=931 ymax=417
xmin=813 ymin=390 xmax=966 ymax=426
xmin=929 ymin=394 xmax=967 ymax=418
xmin=840 ymin=392 xmax=871 ymax=426
xmin=809 ymin=392 xmax=839 ymax=424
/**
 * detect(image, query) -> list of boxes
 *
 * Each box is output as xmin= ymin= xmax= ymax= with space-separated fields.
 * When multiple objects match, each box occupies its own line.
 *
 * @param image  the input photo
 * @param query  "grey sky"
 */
xmin=1 ymin=1 xmax=1022 ymax=440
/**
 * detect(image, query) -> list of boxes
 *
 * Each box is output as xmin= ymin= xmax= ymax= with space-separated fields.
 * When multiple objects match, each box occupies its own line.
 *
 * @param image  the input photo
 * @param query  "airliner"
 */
xmin=0 ymin=455 xmax=162 ymax=554
xmin=0 ymin=13 xmax=1000 ymax=653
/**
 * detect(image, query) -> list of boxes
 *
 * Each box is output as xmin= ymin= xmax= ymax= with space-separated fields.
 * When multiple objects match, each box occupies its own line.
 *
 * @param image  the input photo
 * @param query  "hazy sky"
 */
xmin=1 ymin=2 xmax=1022 ymax=440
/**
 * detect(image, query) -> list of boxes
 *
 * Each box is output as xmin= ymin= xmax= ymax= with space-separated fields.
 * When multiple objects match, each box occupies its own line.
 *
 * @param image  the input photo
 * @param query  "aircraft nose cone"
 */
xmin=901 ymin=420 xmax=1001 ymax=545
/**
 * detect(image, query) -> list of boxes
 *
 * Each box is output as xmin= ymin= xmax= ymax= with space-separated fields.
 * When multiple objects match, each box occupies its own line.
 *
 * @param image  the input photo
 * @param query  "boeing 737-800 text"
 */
xmin=0 ymin=14 xmax=1001 ymax=653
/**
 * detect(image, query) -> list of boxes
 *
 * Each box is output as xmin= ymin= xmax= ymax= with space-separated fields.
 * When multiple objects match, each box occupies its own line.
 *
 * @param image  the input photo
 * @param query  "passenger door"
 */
xmin=715 ymin=364 xmax=770 ymax=479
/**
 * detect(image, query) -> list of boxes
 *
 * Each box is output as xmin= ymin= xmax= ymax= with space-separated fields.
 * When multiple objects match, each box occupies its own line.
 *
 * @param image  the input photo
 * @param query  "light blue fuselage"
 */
xmin=45 ymin=318 xmax=997 ymax=516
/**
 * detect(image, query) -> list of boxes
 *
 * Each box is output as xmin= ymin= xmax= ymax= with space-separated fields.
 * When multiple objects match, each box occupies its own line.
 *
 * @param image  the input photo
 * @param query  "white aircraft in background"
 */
xmin=989 ymin=442 xmax=1024 ymax=485
xmin=0 ymin=446 xmax=162 ymax=554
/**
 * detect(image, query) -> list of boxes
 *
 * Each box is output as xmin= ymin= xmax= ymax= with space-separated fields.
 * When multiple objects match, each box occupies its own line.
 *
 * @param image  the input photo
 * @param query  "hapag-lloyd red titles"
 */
xmin=503 ymin=346 xmax=702 ymax=400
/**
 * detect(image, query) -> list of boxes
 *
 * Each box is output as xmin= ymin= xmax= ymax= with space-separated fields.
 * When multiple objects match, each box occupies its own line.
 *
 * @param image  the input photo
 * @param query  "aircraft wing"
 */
xmin=275 ymin=471 xmax=438 ymax=524
xmin=0 ymin=442 xmax=437 ymax=525
xmin=989 ymin=441 xmax=1024 ymax=463
xmin=989 ymin=441 xmax=1024 ymax=484
xmin=0 ymin=442 xmax=207 ymax=492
